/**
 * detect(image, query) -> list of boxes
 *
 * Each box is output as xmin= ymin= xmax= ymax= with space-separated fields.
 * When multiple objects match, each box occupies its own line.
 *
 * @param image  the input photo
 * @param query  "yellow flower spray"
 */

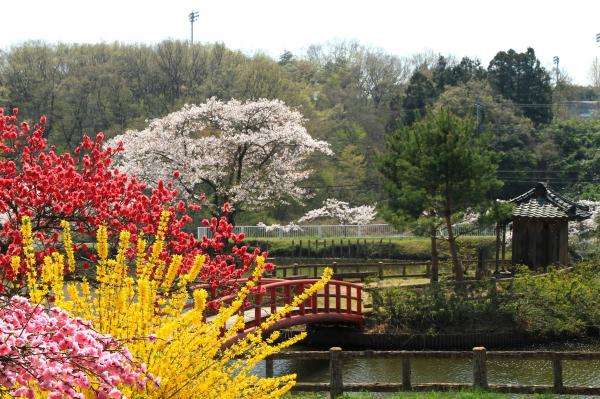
xmin=17 ymin=212 xmax=333 ymax=399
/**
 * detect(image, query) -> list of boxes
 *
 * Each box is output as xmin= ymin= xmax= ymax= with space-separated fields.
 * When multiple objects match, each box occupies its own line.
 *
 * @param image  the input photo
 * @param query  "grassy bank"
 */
xmin=370 ymin=261 xmax=600 ymax=336
xmin=244 ymin=236 xmax=496 ymax=261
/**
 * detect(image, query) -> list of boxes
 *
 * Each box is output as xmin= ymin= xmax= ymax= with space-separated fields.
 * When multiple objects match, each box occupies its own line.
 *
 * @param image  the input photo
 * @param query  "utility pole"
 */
xmin=475 ymin=97 xmax=482 ymax=136
xmin=189 ymin=11 xmax=199 ymax=45
xmin=553 ymin=56 xmax=560 ymax=85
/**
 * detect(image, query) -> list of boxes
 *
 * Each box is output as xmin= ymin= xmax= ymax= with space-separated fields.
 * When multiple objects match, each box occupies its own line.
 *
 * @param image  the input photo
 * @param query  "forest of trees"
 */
xmin=1 ymin=40 xmax=599 ymax=223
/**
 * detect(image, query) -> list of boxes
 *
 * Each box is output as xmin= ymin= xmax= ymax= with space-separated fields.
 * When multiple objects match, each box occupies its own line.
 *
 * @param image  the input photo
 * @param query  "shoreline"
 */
xmin=278 ymin=326 xmax=599 ymax=350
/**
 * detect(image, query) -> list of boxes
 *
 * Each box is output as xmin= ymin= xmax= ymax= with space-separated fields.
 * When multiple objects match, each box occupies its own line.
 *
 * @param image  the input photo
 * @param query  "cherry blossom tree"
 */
xmin=107 ymin=98 xmax=332 ymax=219
xmin=297 ymin=198 xmax=377 ymax=225
xmin=569 ymin=199 xmax=600 ymax=255
xmin=0 ymin=108 xmax=269 ymax=297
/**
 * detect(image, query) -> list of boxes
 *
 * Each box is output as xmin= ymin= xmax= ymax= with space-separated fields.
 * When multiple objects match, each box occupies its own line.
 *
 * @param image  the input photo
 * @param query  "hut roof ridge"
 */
xmin=507 ymin=182 xmax=591 ymax=220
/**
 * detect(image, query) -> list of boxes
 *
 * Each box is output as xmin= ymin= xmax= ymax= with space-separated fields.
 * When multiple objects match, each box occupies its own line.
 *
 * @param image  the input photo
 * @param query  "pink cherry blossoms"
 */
xmin=0 ymin=296 xmax=149 ymax=399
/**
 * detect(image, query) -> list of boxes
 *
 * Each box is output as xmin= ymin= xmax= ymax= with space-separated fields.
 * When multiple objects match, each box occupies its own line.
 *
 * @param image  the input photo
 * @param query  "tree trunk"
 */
xmin=444 ymin=212 xmax=464 ymax=281
xmin=430 ymin=224 xmax=439 ymax=283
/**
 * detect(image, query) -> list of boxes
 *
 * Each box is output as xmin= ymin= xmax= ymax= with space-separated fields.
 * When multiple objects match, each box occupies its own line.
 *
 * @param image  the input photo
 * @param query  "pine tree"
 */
xmin=379 ymin=108 xmax=501 ymax=281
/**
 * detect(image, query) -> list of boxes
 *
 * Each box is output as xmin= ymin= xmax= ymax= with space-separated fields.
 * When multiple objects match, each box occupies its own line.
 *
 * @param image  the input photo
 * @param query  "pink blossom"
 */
xmin=0 ymin=296 xmax=151 ymax=397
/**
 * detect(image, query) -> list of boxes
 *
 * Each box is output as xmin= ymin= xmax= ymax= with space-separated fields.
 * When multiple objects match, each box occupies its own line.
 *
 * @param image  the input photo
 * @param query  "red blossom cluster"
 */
xmin=0 ymin=108 xmax=270 ymax=296
xmin=198 ymin=203 xmax=273 ymax=303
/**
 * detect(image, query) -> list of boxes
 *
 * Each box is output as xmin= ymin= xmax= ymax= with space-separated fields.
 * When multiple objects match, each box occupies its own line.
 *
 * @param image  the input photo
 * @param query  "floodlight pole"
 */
xmin=189 ymin=11 xmax=199 ymax=44
xmin=553 ymin=56 xmax=559 ymax=85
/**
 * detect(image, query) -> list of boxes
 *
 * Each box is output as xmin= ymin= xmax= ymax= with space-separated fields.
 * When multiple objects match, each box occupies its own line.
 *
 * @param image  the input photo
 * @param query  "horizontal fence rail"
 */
xmin=197 ymin=223 xmax=496 ymax=239
xmin=270 ymin=259 xmax=512 ymax=281
xmin=265 ymin=347 xmax=600 ymax=397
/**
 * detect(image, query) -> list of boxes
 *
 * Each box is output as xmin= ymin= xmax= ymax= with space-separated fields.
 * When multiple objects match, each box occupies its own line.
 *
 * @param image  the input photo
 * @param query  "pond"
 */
xmin=257 ymin=339 xmax=600 ymax=387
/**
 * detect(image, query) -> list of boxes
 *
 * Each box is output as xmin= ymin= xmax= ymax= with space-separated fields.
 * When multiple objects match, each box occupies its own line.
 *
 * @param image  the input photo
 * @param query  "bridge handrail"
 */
xmin=209 ymin=278 xmax=362 ymax=308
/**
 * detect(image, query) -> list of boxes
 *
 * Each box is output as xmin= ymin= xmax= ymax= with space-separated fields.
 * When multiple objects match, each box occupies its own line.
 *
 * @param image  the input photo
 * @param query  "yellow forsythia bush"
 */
xmin=17 ymin=211 xmax=333 ymax=398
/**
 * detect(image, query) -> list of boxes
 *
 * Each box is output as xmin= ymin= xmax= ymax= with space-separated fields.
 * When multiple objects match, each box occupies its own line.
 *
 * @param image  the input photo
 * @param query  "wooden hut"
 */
xmin=497 ymin=182 xmax=591 ymax=269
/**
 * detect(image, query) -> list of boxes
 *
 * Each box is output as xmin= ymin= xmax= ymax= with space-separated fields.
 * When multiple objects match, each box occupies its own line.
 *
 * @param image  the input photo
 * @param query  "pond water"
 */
xmin=256 ymin=339 xmax=600 ymax=387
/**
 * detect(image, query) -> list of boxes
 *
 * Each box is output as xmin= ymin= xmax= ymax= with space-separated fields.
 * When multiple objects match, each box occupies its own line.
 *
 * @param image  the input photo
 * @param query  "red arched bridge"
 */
xmin=198 ymin=278 xmax=364 ymax=335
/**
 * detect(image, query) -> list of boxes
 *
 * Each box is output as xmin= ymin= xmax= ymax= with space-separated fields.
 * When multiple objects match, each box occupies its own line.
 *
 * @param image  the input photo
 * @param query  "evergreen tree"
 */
xmin=402 ymin=70 xmax=436 ymax=125
xmin=488 ymin=48 xmax=553 ymax=125
xmin=379 ymin=108 xmax=501 ymax=281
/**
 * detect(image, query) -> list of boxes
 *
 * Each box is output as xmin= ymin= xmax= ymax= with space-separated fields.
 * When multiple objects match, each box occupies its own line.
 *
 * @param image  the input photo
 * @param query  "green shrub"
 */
xmin=371 ymin=280 xmax=512 ymax=333
xmin=371 ymin=260 xmax=600 ymax=336
xmin=503 ymin=262 xmax=600 ymax=336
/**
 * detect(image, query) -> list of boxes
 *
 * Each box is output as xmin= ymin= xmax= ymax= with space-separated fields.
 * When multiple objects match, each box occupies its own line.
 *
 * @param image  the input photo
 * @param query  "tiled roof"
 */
xmin=512 ymin=200 xmax=569 ymax=219
xmin=507 ymin=182 xmax=591 ymax=221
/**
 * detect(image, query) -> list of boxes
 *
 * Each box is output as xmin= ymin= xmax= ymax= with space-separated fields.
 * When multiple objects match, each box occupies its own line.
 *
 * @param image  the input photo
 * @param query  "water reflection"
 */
xmin=255 ymin=340 xmax=600 ymax=387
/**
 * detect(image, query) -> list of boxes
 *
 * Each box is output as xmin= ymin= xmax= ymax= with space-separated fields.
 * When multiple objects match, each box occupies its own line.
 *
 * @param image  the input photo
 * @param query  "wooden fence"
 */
xmin=271 ymin=260 xmax=512 ymax=281
xmin=265 ymin=347 xmax=600 ymax=397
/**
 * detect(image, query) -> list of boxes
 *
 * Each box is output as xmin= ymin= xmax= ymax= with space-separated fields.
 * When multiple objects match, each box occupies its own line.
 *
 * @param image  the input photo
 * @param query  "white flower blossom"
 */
xmin=107 ymin=98 xmax=332 ymax=211
xmin=569 ymin=199 xmax=600 ymax=238
xmin=257 ymin=222 xmax=303 ymax=233
xmin=297 ymin=198 xmax=377 ymax=225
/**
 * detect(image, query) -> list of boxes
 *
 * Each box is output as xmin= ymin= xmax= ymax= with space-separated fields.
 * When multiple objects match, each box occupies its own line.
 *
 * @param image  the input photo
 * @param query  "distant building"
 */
xmin=565 ymin=100 xmax=599 ymax=119
xmin=498 ymin=182 xmax=591 ymax=269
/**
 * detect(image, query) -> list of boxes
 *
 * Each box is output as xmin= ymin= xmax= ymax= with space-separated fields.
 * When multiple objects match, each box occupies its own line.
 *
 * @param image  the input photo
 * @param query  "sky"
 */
xmin=2 ymin=0 xmax=600 ymax=85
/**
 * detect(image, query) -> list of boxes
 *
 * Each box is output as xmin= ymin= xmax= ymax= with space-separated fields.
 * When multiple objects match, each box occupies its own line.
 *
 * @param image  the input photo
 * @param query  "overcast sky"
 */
xmin=2 ymin=0 xmax=600 ymax=85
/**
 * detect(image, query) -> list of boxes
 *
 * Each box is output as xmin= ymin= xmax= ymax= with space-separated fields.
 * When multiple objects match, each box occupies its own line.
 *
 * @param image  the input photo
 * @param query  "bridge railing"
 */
xmin=203 ymin=278 xmax=364 ymax=332
xmin=266 ymin=347 xmax=600 ymax=397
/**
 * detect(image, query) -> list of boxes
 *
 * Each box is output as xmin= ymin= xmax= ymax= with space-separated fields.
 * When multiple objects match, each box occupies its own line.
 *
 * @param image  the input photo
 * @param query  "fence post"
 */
xmin=488 ymin=277 xmax=497 ymax=305
xmin=495 ymin=225 xmax=500 ymax=274
xmin=332 ymin=262 xmax=338 ymax=275
xmin=553 ymin=354 xmax=563 ymax=392
xmin=402 ymin=357 xmax=412 ymax=390
xmin=472 ymin=347 xmax=488 ymax=390
xmin=293 ymin=263 xmax=299 ymax=276
xmin=329 ymin=347 xmax=343 ymax=398
xmin=378 ymin=261 xmax=384 ymax=279
xmin=265 ymin=357 xmax=274 ymax=378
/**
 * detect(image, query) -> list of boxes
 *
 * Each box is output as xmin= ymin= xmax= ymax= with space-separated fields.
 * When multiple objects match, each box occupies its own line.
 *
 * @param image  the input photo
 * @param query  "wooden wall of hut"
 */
xmin=511 ymin=217 xmax=569 ymax=268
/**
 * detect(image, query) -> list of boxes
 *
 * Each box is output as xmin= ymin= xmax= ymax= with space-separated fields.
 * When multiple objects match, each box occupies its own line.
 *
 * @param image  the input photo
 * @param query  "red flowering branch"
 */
xmin=0 ymin=108 xmax=270 ymax=299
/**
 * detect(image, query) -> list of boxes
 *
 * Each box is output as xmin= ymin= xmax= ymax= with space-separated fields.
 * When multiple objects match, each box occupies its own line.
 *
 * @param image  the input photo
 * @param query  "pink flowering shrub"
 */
xmin=0 ymin=296 xmax=149 ymax=398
